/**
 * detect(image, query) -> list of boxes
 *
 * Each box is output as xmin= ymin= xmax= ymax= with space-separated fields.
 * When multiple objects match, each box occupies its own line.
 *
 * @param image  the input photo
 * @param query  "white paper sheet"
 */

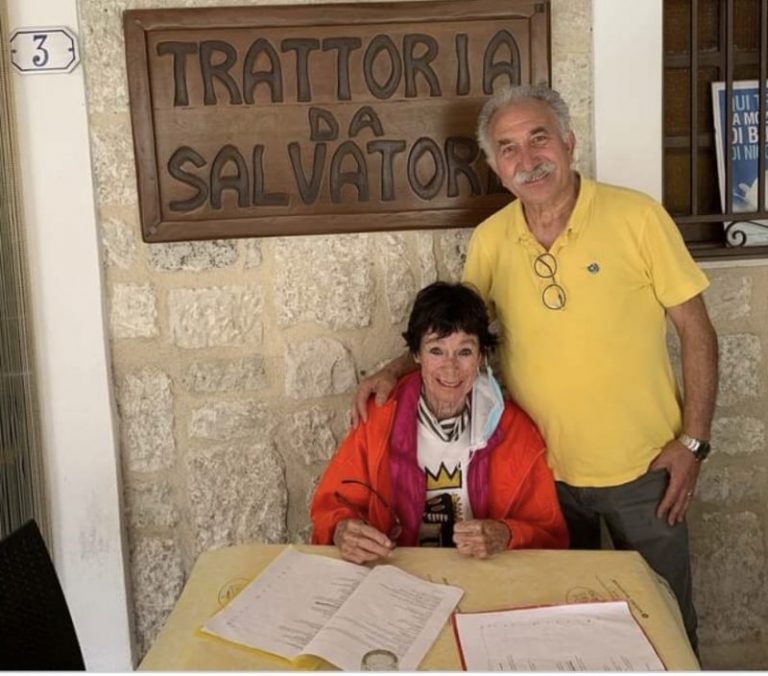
xmin=453 ymin=600 xmax=665 ymax=671
xmin=304 ymin=564 xmax=464 ymax=671
xmin=202 ymin=548 xmax=368 ymax=658
xmin=202 ymin=547 xmax=463 ymax=671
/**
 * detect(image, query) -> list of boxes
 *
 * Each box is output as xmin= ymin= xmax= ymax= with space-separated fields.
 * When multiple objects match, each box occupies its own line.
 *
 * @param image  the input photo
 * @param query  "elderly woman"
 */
xmin=311 ymin=282 xmax=567 ymax=564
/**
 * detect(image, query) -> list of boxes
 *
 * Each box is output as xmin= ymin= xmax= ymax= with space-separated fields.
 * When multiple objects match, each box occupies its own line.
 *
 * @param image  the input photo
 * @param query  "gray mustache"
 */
xmin=514 ymin=162 xmax=556 ymax=185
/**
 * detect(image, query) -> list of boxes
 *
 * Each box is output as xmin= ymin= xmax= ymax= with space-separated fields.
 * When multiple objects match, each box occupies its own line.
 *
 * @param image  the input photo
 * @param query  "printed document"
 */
xmin=202 ymin=547 xmax=463 ymax=671
xmin=453 ymin=600 xmax=665 ymax=671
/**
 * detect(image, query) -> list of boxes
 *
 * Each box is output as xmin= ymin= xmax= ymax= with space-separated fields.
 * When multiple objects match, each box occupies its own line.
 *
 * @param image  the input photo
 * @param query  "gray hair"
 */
xmin=476 ymin=84 xmax=572 ymax=167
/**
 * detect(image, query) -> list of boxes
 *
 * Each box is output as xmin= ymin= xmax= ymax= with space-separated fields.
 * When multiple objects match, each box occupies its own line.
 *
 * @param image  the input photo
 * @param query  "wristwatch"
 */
xmin=677 ymin=433 xmax=711 ymax=461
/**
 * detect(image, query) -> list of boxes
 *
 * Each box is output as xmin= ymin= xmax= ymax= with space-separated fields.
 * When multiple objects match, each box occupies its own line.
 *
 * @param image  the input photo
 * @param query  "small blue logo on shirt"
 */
xmin=587 ymin=262 xmax=600 ymax=273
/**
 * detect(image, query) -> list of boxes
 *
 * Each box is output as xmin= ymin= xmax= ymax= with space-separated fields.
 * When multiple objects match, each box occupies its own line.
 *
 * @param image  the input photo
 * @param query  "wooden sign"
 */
xmin=123 ymin=1 xmax=550 ymax=242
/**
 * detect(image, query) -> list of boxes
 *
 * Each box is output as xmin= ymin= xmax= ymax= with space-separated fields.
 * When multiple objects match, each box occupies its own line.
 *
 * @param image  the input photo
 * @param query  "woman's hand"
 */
xmin=333 ymin=519 xmax=395 ymax=564
xmin=453 ymin=519 xmax=510 ymax=559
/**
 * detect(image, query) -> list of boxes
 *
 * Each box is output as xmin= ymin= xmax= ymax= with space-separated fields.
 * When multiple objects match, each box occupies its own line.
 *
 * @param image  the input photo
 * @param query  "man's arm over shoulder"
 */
xmin=350 ymin=352 xmax=416 ymax=427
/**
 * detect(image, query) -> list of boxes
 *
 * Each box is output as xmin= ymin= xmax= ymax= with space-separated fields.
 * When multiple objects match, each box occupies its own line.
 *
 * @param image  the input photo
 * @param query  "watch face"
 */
xmin=694 ymin=442 xmax=711 ymax=461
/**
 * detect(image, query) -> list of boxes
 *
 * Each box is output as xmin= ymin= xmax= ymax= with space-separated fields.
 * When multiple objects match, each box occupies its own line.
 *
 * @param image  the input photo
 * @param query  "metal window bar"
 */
xmin=671 ymin=0 xmax=768 ymax=258
xmin=690 ymin=0 xmax=699 ymax=215
xmin=723 ymin=0 xmax=734 ymax=216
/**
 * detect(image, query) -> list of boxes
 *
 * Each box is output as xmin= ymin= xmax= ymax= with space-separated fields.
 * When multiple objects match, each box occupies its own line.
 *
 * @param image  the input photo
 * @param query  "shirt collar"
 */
xmin=417 ymin=390 xmax=470 ymax=444
xmin=509 ymin=174 xmax=595 ymax=249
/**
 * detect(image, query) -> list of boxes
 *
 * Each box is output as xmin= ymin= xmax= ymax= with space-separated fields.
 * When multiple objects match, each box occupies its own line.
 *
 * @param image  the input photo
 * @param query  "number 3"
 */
xmin=32 ymin=34 xmax=49 ymax=68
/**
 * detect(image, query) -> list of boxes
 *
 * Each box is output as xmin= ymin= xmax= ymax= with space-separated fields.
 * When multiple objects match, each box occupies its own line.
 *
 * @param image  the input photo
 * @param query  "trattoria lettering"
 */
xmin=154 ymin=30 xmax=518 ymax=212
xmin=157 ymin=31 xmax=520 ymax=106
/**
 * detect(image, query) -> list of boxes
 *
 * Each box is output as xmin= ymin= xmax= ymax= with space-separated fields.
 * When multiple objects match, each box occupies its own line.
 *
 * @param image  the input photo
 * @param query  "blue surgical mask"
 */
xmin=469 ymin=365 xmax=504 ymax=451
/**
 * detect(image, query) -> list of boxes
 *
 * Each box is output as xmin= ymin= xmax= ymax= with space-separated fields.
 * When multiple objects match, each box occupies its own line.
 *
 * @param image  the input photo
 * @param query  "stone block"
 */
xmin=690 ymin=512 xmax=768 ymax=644
xmin=181 ymin=356 xmax=267 ymax=393
xmin=293 ymin=523 xmax=313 ymax=545
xmin=438 ymin=229 xmax=472 ymax=282
xmin=711 ymin=416 xmax=766 ymax=456
xmin=186 ymin=440 xmax=287 ymax=551
xmin=111 ymin=283 xmax=159 ymax=339
xmin=705 ymin=275 xmax=752 ymax=322
xmin=129 ymin=536 xmax=185 ymax=658
xmin=101 ymin=216 xmax=137 ymax=269
xmin=148 ymin=240 xmax=237 ymax=272
xmin=285 ymin=337 xmax=357 ymax=399
xmin=90 ymin=114 xmax=137 ymax=207
xmin=169 ymin=286 xmax=263 ymax=348
xmin=280 ymin=406 xmax=338 ymax=466
xmin=274 ymin=234 xmax=374 ymax=330
xmin=382 ymin=233 xmax=416 ymax=324
xmin=695 ymin=465 xmax=767 ymax=504
xmin=79 ymin=0 xmax=131 ymax=114
xmin=293 ymin=475 xmax=322 ymax=545
xmin=416 ymin=232 xmax=438 ymax=287
xmin=552 ymin=53 xmax=592 ymax=120
xmin=551 ymin=0 xmax=591 ymax=56
xmin=243 ymin=240 xmax=263 ymax=268
xmin=119 ymin=368 xmax=175 ymax=472
xmin=188 ymin=400 xmax=269 ymax=440
xmin=125 ymin=481 xmax=179 ymax=530
xmin=717 ymin=333 xmax=762 ymax=406
xmin=700 ymin=641 xmax=768 ymax=670
xmin=551 ymin=0 xmax=591 ymax=171
xmin=568 ymin=113 xmax=593 ymax=175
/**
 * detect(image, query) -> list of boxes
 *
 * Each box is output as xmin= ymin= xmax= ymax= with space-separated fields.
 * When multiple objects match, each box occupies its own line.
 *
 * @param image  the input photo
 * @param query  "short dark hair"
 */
xmin=402 ymin=282 xmax=498 ymax=356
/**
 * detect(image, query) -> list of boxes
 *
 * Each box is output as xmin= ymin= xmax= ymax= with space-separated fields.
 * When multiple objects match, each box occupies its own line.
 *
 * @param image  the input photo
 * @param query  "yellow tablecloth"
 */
xmin=138 ymin=544 xmax=699 ymax=670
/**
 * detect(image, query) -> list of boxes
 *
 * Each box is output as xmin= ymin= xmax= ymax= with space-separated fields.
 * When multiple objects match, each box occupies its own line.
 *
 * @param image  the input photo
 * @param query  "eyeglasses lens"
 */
xmin=534 ymin=253 xmax=566 ymax=310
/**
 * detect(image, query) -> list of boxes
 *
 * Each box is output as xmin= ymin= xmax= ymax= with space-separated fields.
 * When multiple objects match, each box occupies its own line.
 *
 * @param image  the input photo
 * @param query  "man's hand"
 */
xmin=351 ymin=351 xmax=418 ymax=427
xmin=350 ymin=370 xmax=398 ymax=428
xmin=650 ymin=439 xmax=701 ymax=526
xmin=333 ymin=519 xmax=395 ymax=564
xmin=453 ymin=519 xmax=511 ymax=559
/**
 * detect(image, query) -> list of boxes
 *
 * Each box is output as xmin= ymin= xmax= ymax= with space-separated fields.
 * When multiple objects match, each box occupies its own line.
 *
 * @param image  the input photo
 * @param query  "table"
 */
xmin=138 ymin=544 xmax=700 ymax=670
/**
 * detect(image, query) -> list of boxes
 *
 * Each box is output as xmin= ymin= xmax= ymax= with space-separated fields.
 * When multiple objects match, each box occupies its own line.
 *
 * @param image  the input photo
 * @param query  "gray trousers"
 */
xmin=556 ymin=470 xmax=698 ymax=651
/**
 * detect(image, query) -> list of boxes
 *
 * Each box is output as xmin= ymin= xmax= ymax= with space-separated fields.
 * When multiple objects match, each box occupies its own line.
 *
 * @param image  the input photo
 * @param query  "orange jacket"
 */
xmin=311 ymin=373 xmax=568 ymax=550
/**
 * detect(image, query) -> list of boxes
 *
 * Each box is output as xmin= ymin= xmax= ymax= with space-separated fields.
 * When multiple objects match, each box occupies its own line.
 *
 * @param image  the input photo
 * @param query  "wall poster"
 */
xmin=123 ymin=1 xmax=550 ymax=242
xmin=712 ymin=80 xmax=768 ymax=246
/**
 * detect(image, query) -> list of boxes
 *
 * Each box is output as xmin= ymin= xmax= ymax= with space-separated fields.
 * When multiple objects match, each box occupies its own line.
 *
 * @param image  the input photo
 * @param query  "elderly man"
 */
xmin=352 ymin=84 xmax=718 ymax=649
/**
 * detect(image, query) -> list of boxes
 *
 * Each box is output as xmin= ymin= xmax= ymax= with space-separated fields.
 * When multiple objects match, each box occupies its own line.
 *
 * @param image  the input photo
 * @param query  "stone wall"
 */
xmin=687 ymin=264 xmax=768 ymax=668
xmin=78 ymin=0 xmax=767 ymax=668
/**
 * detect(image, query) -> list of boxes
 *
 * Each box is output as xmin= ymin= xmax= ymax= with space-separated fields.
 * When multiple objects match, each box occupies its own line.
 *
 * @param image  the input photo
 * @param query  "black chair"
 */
xmin=0 ymin=519 xmax=85 ymax=670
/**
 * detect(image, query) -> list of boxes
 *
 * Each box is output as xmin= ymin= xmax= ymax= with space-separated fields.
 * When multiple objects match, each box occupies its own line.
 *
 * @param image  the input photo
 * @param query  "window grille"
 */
xmin=663 ymin=0 xmax=768 ymax=259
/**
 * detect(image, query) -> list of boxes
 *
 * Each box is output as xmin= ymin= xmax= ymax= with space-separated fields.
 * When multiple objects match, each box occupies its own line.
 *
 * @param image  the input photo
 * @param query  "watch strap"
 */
xmin=677 ymin=433 xmax=711 ymax=461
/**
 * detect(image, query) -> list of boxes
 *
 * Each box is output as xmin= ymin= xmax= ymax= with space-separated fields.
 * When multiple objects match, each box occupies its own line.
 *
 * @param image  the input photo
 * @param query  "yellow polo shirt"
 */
xmin=463 ymin=177 xmax=709 ymax=487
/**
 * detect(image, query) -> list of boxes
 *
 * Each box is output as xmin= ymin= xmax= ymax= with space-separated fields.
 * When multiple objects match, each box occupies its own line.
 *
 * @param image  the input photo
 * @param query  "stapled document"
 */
xmin=201 ymin=547 xmax=463 ymax=671
xmin=452 ymin=600 xmax=665 ymax=671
